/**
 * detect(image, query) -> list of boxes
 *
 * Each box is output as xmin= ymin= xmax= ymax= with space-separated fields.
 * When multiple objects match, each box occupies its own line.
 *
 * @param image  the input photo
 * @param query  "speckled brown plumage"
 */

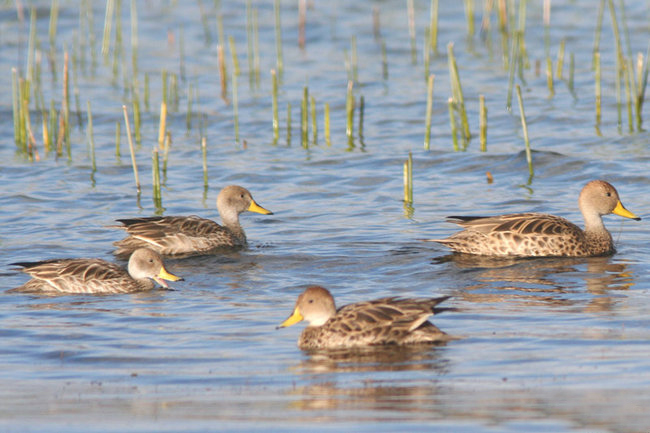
xmin=427 ymin=180 xmax=640 ymax=257
xmin=113 ymin=185 xmax=272 ymax=257
xmin=11 ymin=248 xmax=182 ymax=294
xmin=278 ymin=286 xmax=452 ymax=350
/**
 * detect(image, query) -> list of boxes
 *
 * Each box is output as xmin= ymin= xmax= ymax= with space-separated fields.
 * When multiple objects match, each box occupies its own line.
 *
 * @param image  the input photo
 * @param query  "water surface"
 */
xmin=1 ymin=1 xmax=650 ymax=432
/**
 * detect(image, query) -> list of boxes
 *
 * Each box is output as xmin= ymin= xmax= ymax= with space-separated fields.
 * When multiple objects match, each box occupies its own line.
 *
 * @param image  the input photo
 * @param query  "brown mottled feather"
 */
xmin=427 ymin=180 xmax=640 ymax=257
xmin=112 ymin=185 xmax=272 ymax=257
xmin=279 ymin=286 xmax=452 ymax=350
xmin=11 ymin=248 xmax=181 ymax=294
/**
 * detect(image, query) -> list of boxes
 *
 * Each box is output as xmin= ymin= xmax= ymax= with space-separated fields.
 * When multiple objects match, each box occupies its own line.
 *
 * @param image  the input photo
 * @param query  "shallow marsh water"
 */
xmin=1 ymin=1 xmax=650 ymax=432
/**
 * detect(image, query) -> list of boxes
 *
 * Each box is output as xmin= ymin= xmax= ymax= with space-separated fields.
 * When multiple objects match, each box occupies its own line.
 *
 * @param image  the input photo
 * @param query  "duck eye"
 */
xmin=308 ymin=299 xmax=314 ymax=304
xmin=606 ymin=192 xmax=611 ymax=197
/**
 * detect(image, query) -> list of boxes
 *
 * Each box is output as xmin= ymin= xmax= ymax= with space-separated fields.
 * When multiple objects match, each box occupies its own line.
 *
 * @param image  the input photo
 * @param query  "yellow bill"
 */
xmin=278 ymin=307 xmax=303 ymax=328
xmin=612 ymin=201 xmax=641 ymax=221
xmin=248 ymin=200 xmax=273 ymax=215
xmin=154 ymin=266 xmax=184 ymax=288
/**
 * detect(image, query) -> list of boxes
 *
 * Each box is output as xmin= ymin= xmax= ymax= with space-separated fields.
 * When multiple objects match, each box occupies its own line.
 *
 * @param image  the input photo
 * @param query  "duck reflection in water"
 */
xmin=433 ymin=254 xmax=635 ymax=312
xmin=284 ymin=345 xmax=452 ymax=412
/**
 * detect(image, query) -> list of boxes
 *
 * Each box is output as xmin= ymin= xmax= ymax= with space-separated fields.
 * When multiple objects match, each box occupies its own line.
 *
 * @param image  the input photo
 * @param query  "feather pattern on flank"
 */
xmin=426 ymin=180 xmax=640 ymax=257
xmin=11 ymin=248 xmax=182 ymax=294
xmin=113 ymin=185 xmax=272 ymax=257
xmin=279 ymin=286 xmax=453 ymax=350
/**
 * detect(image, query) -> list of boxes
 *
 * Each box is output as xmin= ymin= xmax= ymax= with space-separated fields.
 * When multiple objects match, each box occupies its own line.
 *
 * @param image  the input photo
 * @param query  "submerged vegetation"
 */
xmin=6 ymin=0 xmax=649 ymax=205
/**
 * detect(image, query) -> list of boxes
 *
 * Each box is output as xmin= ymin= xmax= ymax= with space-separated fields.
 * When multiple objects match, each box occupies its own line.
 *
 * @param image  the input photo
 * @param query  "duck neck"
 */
xmin=582 ymin=209 xmax=606 ymax=234
xmin=220 ymin=208 xmax=246 ymax=241
xmin=582 ymin=211 xmax=614 ymax=254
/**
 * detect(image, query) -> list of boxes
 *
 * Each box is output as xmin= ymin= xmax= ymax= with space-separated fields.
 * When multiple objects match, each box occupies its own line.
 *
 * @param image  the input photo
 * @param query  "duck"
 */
xmin=425 ymin=180 xmax=640 ymax=257
xmin=113 ymin=185 xmax=273 ymax=257
xmin=278 ymin=286 xmax=452 ymax=350
xmin=11 ymin=248 xmax=183 ymax=294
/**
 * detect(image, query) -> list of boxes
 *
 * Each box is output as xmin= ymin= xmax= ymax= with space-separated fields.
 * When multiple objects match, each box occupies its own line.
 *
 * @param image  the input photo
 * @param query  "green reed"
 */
xmin=179 ymin=26 xmax=186 ymax=81
xmin=515 ymin=84 xmax=533 ymax=180
xmin=201 ymin=136 xmax=208 ymax=188
xmin=407 ymin=0 xmax=416 ymax=64
xmin=170 ymin=73 xmax=179 ymax=112
xmin=122 ymin=105 xmax=140 ymax=194
xmin=358 ymin=95 xmax=365 ymax=142
xmin=49 ymin=0 xmax=59 ymax=74
xmin=546 ymin=57 xmax=554 ymax=96
xmin=87 ymin=100 xmax=95 ymax=171
xmin=72 ymin=48 xmax=83 ymax=128
xmin=12 ymin=68 xmax=20 ymax=145
xmin=448 ymin=97 xmax=458 ymax=152
xmin=623 ymin=59 xmax=633 ymax=133
xmin=111 ymin=0 xmax=123 ymax=86
xmin=506 ymin=31 xmax=520 ymax=111
xmin=144 ymin=72 xmax=150 ymax=112
xmin=479 ymin=94 xmax=487 ymax=152
xmin=429 ymin=0 xmax=439 ymax=55
xmin=556 ymin=39 xmax=566 ymax=80
xmin=346 ymin=81 xmax=355 ymax=144
xmin=229 ymin=36 xmax=240 ymax=77
xmin=286 ymin=102 xmax=292 ymax=146
xmin=132 ymin=84 xmax=142 ymax=144
xmin=403 ymin=152 xmax=413 ymax=204
xmin=423 ymin=27 xmax=430 ymax=80
xmin=447 ymin=43 xmax=470 ymax=140
xmin=101 ymin=0 xmax=114 ymax=63
xmin=152 ymin=148 xmax=162 ymax=209
xmin=186 ymin=83 xmax=193 ymax=131
xmin=115 ymin=121 xmax=121 ymax=157
xmin=162 ymin=131 xmax=171 ymax=177
xmin=301 ymin=86 xmax=308 ymax=148
xmin=636 ymin=50 xmax=648 ymax=130
xmin=63 ymin=50 xmax=71 ymax=158
xmin=595 ymin=52 xmax=602 ymax=127
xmin=311 ymin=96 xmax=317 ymax=145
xmin=464 ymin=0 xmax=474 ymax=38
xmin=424 ymin=74 xmax=435 ymax=150
xmin=593 ymin=0 xmax=605 ymax=69
xmin=568 ymin=52 xmax=575 ymax=93
xmin=158 ymin=101 xmax=167 ymax=149
xmin=350 ymin=36 xmax=359 ymax=83
xmin=324 ymin=102 xmax=331 ymax=146
xmin=27 ymin=6 xmax=36 ymax=83
xmin=218 ymin=44 xmax=228 ymax=102
xmin=271 ymin=69 xmax=279 ymax=143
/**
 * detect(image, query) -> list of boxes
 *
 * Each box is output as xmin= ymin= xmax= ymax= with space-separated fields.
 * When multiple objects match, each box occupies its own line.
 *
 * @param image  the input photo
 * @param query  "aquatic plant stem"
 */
xmin=479 ymin=94 xmax=487 ymax=152
xmin=515 ymin=84 xmax=533 ymax=180
xmin=424 ymin=74 xmax=435 ymax=150
xmin=122 ymin=105 xmax=141 ymax=194
xmin=271 ymin=69 xmax=279 ymax=143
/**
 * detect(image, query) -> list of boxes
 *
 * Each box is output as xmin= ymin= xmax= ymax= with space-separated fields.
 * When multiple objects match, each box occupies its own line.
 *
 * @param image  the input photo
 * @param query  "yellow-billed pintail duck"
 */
xmin=11 ymin=248 xmax=182 ymax=294
xmin=113 ymin=185 xmax=273 ymax=257
xmin=426 ymin=180 xmax=640 ymax=257
xmin=278 ymin=286 xmax=452 ymax=350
